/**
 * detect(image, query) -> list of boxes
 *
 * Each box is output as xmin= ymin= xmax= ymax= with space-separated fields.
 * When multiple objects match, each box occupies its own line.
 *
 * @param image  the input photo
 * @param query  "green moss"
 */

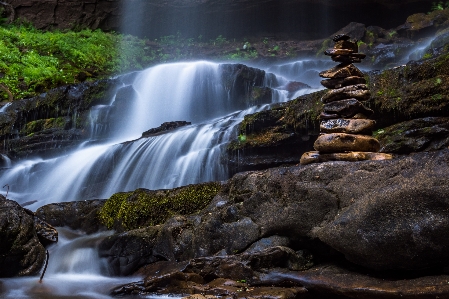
xmin=20 ymin=117 xmax=67 ymax=135
xmin=316 ymin=39 xmax=331 ymax=57
xmin=99 ymin=182 xmax=222 ymax=230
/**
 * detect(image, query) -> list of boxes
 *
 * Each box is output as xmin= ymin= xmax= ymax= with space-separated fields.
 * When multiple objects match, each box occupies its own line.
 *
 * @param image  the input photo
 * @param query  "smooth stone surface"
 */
xmin=320 ymin=119 xmax=376 ymax=134
xmin=314 ymin=133 xmax=380 ymax=153
xmin=323 ymin=99 xmax=373 ymax=118
xmin=321 ymin=76 xmax=366 ymax=89
xmin=319 ymin=63 xmax=364 ymax=79
xmin=300 ymin=151 xmax=393 ymax=165
xmin=321 ymin=84 xmax=370 ymax=103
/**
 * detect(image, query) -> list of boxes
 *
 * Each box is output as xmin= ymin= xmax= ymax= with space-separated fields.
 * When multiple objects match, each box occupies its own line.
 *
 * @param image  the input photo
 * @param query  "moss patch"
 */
xmin=99 ymin=182 xmax=222 ymax=230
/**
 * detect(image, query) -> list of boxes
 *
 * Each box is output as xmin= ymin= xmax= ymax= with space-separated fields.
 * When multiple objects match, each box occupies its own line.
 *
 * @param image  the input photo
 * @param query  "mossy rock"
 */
xmin=99 ymin=181 xmax=222 ymax=231
xmin=375 ymin=117 xmax=449 ymax=154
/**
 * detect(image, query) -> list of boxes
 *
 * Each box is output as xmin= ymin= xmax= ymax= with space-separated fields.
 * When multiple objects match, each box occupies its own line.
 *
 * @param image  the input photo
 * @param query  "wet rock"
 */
xmin=319 ymin=112 xmax=340 ymax=120
xmin=99 ymin=226 xmax=162 ymax=276
xmin=320 ymin=76 xmax=366 ymax=89
xmin=32 ymin=215 xmax=58 ymax=246
xmin=320 ymin=119 xmax=376 ymax=134
xmin=322 ymin=99 xmax=373 ymax=118
xmin=319 ymin=63 xmax=364 ymax=79
xmin=283 ymin=81 xmax=311 ymax=93
xmin=314 ymin=133 xmax=380 ymax=153
xmin=300 ymin=151 xmax=393 ymax=165
xmin=36 ymin=199 xmax=107 ymax=234
xmin=141 ymin=121 xmax=192 ymax=138
xmin=0 ymin=196 xmax=46 ymax=277
xmin=321 ymin=84 xmax=370 ymax=104
xmin=376 ymin=117 xmax=449 ymax=154
xmin=243 ymin=235 xmax=290 ymax=254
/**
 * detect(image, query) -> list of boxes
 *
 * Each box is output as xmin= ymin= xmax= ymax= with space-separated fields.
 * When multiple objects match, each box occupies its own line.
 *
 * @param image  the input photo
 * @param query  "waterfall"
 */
xmin=0 ymin=60 xmax=322 ymax=210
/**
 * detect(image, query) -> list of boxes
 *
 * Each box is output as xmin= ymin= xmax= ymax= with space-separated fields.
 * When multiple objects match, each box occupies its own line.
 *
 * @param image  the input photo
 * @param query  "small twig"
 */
xmin=3 ymin=184 xmax=9 ymax=198
xmin=39 ymin=250 xmax=49 ymax=283
xmin=0 ymin=83 xmax=13 ymax=102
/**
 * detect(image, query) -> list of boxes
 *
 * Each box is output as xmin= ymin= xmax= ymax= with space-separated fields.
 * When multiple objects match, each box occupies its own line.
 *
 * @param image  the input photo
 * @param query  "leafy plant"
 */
xmin=430 ymin=1 xmax=449 ymax=12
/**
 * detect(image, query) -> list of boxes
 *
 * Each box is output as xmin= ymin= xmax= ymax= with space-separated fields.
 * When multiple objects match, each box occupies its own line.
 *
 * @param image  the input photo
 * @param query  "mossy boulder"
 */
xmin=99 ymin=181 xmax=222 ymax=231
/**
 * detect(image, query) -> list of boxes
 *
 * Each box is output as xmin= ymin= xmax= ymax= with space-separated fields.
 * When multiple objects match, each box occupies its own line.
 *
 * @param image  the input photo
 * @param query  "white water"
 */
xmin=0 ymin=60 xmax=322 ymax=210
xmin=0 ymin=228 xmax=140 ymax=299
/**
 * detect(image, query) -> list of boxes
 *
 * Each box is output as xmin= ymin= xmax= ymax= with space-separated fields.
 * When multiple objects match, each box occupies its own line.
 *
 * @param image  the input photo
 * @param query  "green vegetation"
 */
xmin=430 ymin=1 xmax=449 ymax=12
xmin=0 ymin=23 xmax=154 ymax=100
xmin=99 ymin=182 xmax=222 ymax=230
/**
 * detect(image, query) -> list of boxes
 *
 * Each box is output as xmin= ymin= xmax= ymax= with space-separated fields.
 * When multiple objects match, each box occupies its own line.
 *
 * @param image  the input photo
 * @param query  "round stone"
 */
xmin=314 ymin=133 xmax=381 ymax=153
xmin=320 ymin=119 xmax=376 ymax=134
xmin=324 ymin=49 xmax=353 ymax=56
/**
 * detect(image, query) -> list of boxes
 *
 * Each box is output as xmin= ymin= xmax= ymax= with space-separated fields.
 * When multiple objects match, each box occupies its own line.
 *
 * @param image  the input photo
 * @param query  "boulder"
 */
xmin=0 ymin=196 xmax=46 ymax=277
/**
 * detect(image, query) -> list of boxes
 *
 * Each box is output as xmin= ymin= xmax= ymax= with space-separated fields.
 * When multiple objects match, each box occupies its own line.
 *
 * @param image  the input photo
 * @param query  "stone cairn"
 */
xmin=300 ymin=34 xmax=392 ymax=165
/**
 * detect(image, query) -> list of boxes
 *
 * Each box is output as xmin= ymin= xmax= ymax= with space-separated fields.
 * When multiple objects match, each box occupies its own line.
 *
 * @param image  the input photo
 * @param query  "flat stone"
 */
xmin=314 ymin=133 xmax=380 ymax=153
xmin=321 ymin=76 xmax=366 ymax=89
xmin=319 ymin=63 xmax=364 ymax=79
xmin=323 ymin=99 xmax=373 ymax=118
xmin=320 ymin=119 xmax=376 ymax=134
xmin=300 ymin=151 xmax=393 ymax=165
xmin=321 ymin=84 xmax=370 ymax=103
xmin=324 ymin=48 xmax=353 ymax=56
xmin=331 ymin=55 xmax=362 ymax=64
xmin=332 ymin=34 xmax=351 ymax=42
xmin=319 ymin=112 xmax=340 ymax=120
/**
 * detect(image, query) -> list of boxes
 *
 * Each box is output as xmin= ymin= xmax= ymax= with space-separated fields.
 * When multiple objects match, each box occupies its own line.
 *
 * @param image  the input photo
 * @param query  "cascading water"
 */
xmin=0 ymin=60 xmax=321 ymax=210
xmin=1 ymin=228 xmax=140 ymax=299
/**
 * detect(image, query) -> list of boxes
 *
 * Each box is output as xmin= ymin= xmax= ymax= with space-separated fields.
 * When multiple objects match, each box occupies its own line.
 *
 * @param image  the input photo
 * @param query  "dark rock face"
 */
xmin=4 ymin=0 xmax=431 ymax=41
xmin=141 ymin=121 xmax=192 ymax=138
xmin=0 ymin=196 xmax=46 ymax=277
xmin=0 ymin=79 xmax=119 ymax=158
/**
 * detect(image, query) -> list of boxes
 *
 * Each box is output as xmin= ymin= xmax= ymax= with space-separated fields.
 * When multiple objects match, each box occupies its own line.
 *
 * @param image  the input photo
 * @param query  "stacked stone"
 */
xmin=301 ymin=34 xmax=392 ymax=165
